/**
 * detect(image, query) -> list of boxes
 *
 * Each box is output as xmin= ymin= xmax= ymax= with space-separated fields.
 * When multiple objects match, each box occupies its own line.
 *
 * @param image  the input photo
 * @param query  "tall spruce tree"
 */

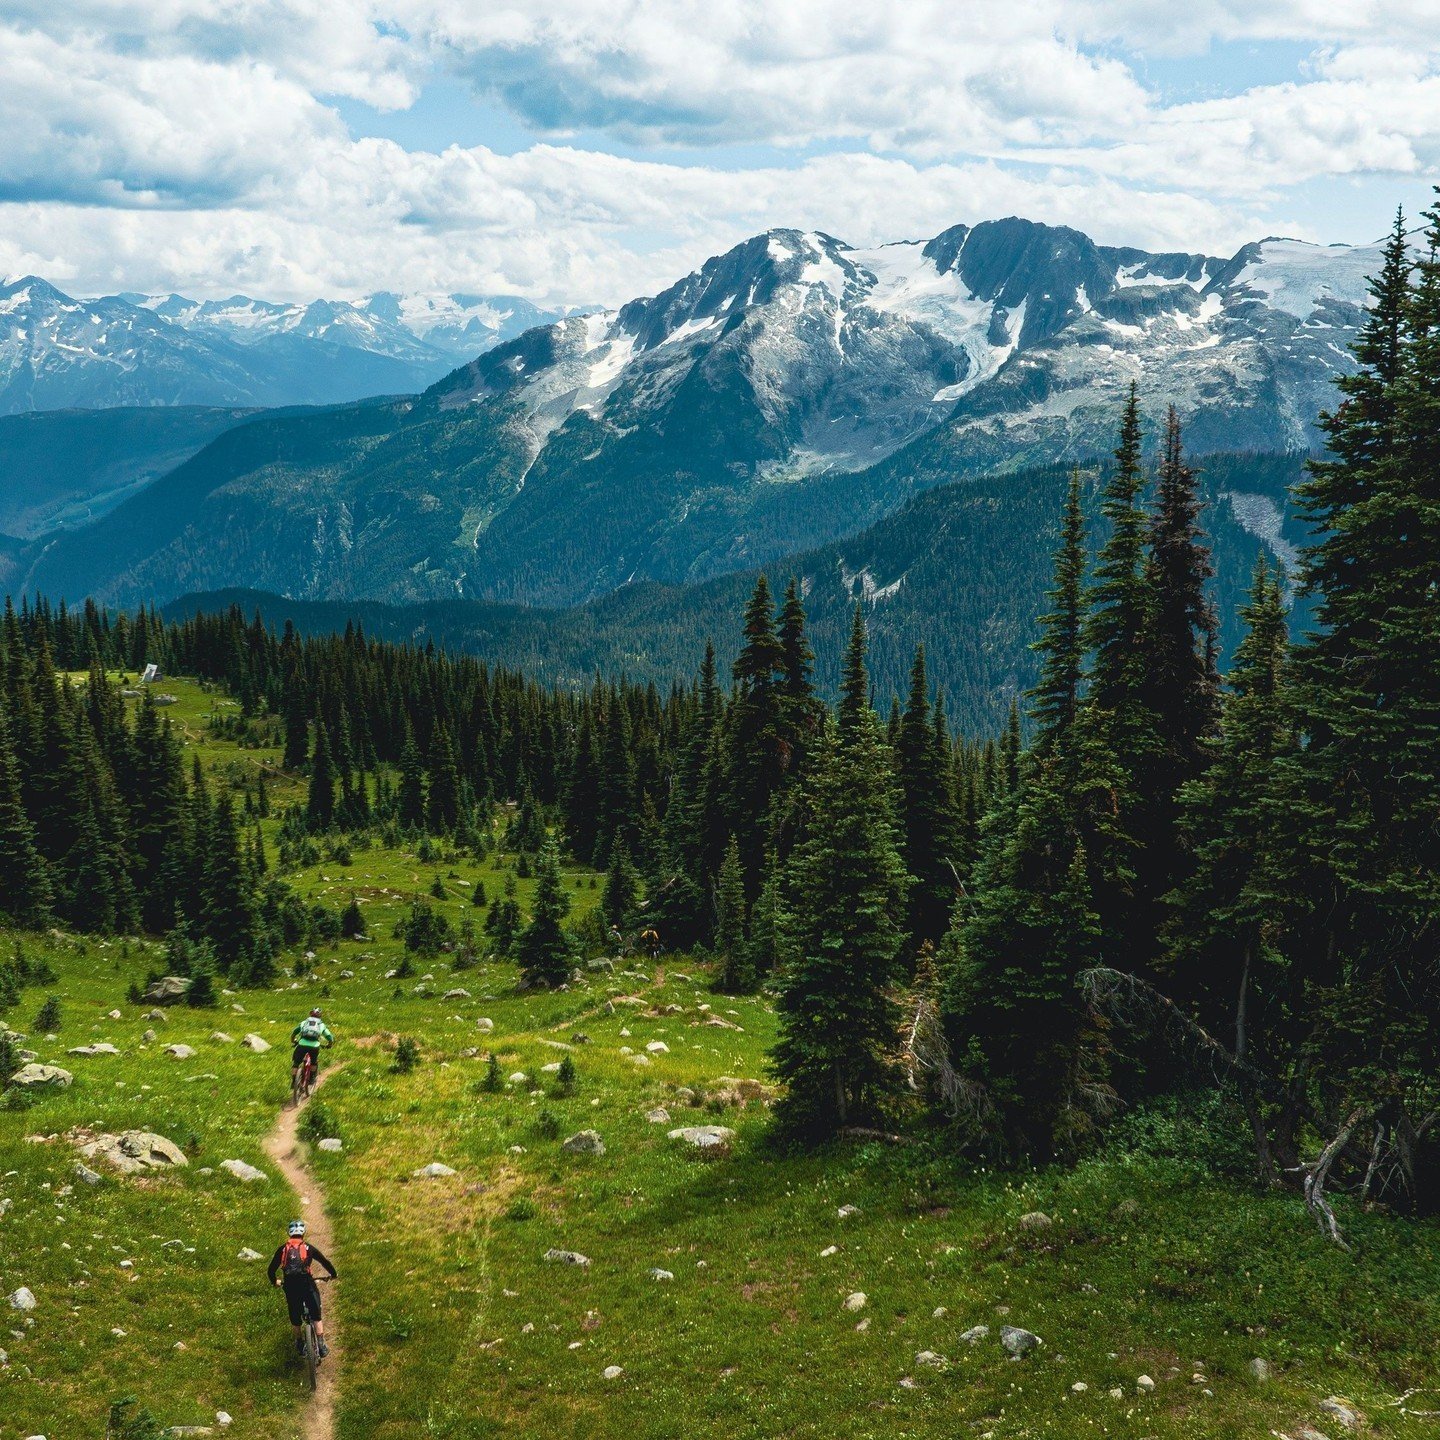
xmin=771 ymin=620 xmax=908 ymax=1136
xmin=306 ymin=721 xmax=337 ymax=830
xmin=713 ymin=835 xmax=752 ymax=992
xmin=897 ymin=646 xmax=959 ymax=950
xmin=515 ymin=837 xmax=573 ymax=989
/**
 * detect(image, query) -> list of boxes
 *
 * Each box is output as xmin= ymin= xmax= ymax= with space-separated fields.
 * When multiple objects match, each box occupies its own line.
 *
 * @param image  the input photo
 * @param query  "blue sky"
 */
xmin=2 ymin=3 xmax=1438 ymax=303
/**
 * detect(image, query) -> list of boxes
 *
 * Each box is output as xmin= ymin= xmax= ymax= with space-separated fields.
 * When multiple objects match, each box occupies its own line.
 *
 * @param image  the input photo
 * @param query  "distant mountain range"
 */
xmin=0 ymin=277 xmax=564 ymax=413
xmin=4 ymin=215 xmax=1371 ymax=616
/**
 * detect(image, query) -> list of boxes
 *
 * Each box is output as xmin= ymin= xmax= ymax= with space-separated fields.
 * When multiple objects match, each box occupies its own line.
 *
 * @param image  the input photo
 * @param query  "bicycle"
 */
xmin=292 ymin=1051 xmax=317 ymax=1108
xmin=297 ymin=1277 xmax=331 ymax=1391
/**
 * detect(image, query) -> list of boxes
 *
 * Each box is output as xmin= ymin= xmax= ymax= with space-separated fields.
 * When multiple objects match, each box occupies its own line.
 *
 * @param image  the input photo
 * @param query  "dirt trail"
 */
xmin=262 ymin=1065 xmax=346 ymax=1440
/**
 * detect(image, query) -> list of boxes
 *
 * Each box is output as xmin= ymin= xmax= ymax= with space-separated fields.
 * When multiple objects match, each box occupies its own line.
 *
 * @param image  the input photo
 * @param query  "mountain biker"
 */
xmin=291 ymin=1008 xmax=334 ymax=1089
xmin=267 ymin=1220 xmax=337 ymax=1359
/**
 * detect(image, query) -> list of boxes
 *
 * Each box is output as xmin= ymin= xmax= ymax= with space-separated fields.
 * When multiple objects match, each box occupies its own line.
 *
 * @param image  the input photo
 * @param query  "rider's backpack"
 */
xmin=282 ymin=1240 xmax=311 ymax=1276
xmin=297 ymin=1016 xmax=326 ymax=1042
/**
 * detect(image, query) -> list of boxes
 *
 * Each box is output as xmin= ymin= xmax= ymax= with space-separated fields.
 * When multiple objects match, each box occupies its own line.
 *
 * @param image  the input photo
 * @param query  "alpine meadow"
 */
xmin=3 ymin=8 xmax=1440 ymax=1440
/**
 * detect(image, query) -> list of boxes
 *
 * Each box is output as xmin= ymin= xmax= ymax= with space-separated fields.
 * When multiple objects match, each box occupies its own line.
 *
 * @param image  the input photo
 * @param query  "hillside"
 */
xmin=2 ymin=677 xmax=1435 ymax=1440
xmin=161 ymin=450 xmax=1309 ymax=734
xmin=10 ymin=218 xmax=1371 ymax=610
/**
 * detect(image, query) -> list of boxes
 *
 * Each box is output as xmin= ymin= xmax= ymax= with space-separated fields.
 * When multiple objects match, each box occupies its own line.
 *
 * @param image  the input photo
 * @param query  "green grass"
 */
xmin=2 ymin=679 xmax=1438 ymax=1439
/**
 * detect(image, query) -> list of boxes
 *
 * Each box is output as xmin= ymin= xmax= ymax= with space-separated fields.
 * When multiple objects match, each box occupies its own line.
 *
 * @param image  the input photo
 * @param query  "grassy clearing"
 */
xmin=2 ymin=678 xmax=1438 ymax=1439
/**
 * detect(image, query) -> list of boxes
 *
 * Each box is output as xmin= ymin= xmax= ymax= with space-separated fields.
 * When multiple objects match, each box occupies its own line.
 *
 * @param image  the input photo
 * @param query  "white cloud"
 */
xmin=0 ymin=1 xmax=1436 ymax=305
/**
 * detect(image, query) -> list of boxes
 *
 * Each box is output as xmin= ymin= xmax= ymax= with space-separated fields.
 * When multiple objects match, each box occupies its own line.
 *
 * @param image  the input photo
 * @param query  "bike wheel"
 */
xmin=304 ymin=1321 xmax=318 ymax=1391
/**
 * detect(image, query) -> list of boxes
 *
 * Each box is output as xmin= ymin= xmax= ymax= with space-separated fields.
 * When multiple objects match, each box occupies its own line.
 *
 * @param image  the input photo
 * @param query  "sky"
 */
xmin=2 ymin=1 xmax=1438 ymax=306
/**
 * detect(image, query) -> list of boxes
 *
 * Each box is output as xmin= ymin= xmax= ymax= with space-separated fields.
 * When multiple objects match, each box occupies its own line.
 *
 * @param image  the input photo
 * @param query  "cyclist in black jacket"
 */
xmin=267 ymin=1219 xmax=337 ymax=1358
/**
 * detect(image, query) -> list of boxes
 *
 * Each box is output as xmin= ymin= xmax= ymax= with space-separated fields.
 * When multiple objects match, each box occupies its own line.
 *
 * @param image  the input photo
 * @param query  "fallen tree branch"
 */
xmin=1289 ymin=1105 xmax=1377 ymax=1250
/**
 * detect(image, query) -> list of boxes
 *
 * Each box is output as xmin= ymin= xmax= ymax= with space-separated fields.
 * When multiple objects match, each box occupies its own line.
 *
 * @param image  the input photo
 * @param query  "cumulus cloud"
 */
xmin=0 ymin=0 xmax=1437 ymax=304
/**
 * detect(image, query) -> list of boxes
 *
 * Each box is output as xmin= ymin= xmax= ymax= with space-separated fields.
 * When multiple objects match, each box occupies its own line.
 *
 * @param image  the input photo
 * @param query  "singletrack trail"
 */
xmin=262 ymin=1064 xmax=346 ymax=1440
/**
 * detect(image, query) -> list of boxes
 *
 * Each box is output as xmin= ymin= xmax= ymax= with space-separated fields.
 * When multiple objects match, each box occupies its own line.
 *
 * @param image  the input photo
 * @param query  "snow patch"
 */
xmin=1223 ymin=491 xmax=1299 ymax=578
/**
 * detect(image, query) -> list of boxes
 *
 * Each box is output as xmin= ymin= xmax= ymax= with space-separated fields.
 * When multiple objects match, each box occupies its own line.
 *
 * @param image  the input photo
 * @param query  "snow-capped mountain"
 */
xmin=0 ymin=278 xmax=564 ymax=414
xmin=13 ymin=216 xmax=1379 ymax=611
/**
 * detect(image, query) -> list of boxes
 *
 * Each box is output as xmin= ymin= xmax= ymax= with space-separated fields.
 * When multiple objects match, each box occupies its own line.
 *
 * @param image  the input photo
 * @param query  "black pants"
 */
xmin=282 ymin=1274 xmax=322 ymax=1326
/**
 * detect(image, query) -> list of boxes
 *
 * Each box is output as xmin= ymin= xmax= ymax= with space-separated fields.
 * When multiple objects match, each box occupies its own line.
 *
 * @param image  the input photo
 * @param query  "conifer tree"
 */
xmin=1028 ymin=470 xmax=1087 ymax=754
xmin=601 ymin=840 xmax=640 ymax=932
xmin=306 ymin=721 xmax=337 ymax=830
xmin=515 ymin=838 xmax=573 ymax=988
xmin=771 ymin=621 xmax=908 ymax=1136
xmin=397 ymin=723 xmax=426 ymax=830
xmin=0 ymin=707 xmax=50 ymax=927
xmin=897 ymin=646 xmax=958 ymax=949
xmin=425 ymin=723 xmax=461 ymax=833
xmin=713 ymin=836 xmax=753 ymax=992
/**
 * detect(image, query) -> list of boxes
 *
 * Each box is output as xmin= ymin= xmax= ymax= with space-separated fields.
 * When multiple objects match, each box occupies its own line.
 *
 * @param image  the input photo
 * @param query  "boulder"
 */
xmin=442 ymin=988 xmax=471 ymax=1000
xmin=562 ymin=1130 xmax=606 ymax=1156
xmin=8 ymin=1287 xmax=36 ymax=1311
xmin=644 ymin=1107 xmax=671 ymax=1124
xmin=1017 ymin=1211 xmax=1053 ymax=1231
xmin=164 ymin=1044 xmax=196 ymax=1060
xmin=916 ymin=1350 xmax=946 ymax=1367
xmin=1001 ymin=1326 xmax=1041 ymax=1357
xmin=317 ymin=1138 xmax=343 ymax=1152
xmin=1247 ymin=1357 xmax=1270 ymax=1383
xmin=843 ymin=1292 xmax=867 ymax=1312
xmin=1319 ymin=1399 xmax=1362 ymax=1430
xmin=236 ymin=1248 xmax=264 ymax=1262
xmin=960 ymin=1325 xmax=990 ymax=1344
xmin=74 ymin=1163 xmax=103 ymax=1186
xmin=649 ymin=1268 xmax=674 ymax=1282
xmin=837 ymin=1204 xmax=860 ymax=1219
xmin=602 ymin=1365 xmax=623 ymax=1380
xmin=476 ymin=1018 xmax=494 ymax=1032
xmin=543 ymin=1248 xmax=591 ymax=1268
xmin=645 ymin=1041 xmax=669 ymax=1054
xmin=67 ymin=1043 xmax=120 ymax=1057
xmin=9 ymin=1064 xmax=72 ymax=1089
xmin=667 ymin=1126 xmax=735 ymax=1149
xmin=209 ymin=1033 xmax=234 ymax=1044
xmin=413 ymin=1162 xmax=457 ymax=1179
xmin=240 ymin=1034 xmax=271 ymax=1052
xmin=143 ymin=976 xmax=191 ymax=1005
xmin=1136 ymin=1375 xmax=1156 ymax=1393
xmin=219 ymin=1159 xmax=268 ymax=1183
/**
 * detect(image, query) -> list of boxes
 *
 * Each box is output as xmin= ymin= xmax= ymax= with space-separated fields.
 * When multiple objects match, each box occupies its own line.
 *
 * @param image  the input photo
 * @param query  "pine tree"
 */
xmin=0 ymin=706 xmax=50 ymax=926
xmin=425 ymin=723 xmax=462 ymax=833
xmin=306 ymin=721 xmax=337 ymax=831
xmin=837 ymin=605 xmax=870 ymax=739
xmin=601 ymin=840 xmax=640 ymax=932
xmin=897 ymin=646 xmax=958 ymax=950
xmin=713 ymin=836 xmax=753 ymax=992
xmin=771 ymin=625 xmax=909 ymax=1136
xmin=1028 ymin=470 xmax=1087 ymax=755
xmin=397 ymin=723 xmax=426 ymax=830
xmin=515 ymin=838 xmax=573 ymax=989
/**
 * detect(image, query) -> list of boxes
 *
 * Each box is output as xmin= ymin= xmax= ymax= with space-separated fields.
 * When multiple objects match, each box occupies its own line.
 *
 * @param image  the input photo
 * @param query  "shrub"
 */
xmin=300 ymin=1097 xmax=340 ymax=1147
xmin=34 ymin=995 xmax=61 ymax=1032
xmin=555 ymin=1054 xmax=578 ymax=1096
xmin=0 ymin=1030 xmax=18 ymax=1084
xmin=430 ymin=874 xmax=446 ymax=900
xmin=471 ymin=878 xmax=487 ymax=908
xmin=482 ymin=1052 xmax=502 ymax=1092
xmin=340 ymin=896 xmax=366 ymax=939
xmin=505 ymin=1197 xmax=537 ymax=1222
xmin=397 ymin=900 xmax=453 ymax=958
xmin=106 ymin=1398 xmax=165 ymax=1440
xmin=392 ymin=1036 xmax=420 ymax=1074
xmin=533 ymin=1109 xmax=561 ymax=1141
xmin=185 ymin=968 xmax=217 ymax=1008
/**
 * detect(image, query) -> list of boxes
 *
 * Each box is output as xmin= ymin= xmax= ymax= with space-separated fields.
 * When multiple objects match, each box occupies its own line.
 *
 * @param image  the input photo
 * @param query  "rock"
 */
xmin=1017 ymin=1211 xmax=1053 ymax=1231
xmin=603 ymin=1365 xmax=624 ymax=1380
xmin=413 ymin=1162 xmax=457 ymax=1179
xmin=843 ymin=1292 xmax=867 ymax=1312
xmin=1295 ymin=1430 xmax=1332 ymax=1440
xmin=644 ymin=1107 xmax=671 ymax=1124
xmin=1136 ymin=1374 xmax=1156 ymax=1393
xmin=543 ymin=1249 xmax=591 ymax=1268
xmin=108 ymin=1009 xmax=122 ymax=1019
xmin=163 ymin=1427 xmax=213 ymax=1437
xmin=143 ymin=976 xmax=191 ymax=1004
xmin=9 ymin=1063 xmax=72 ymax=1089
xmin=1109 ymin=1387 xmax=1124 ymax=1400
xmin=960 ymin=1325 xmax=990 ymax=1344
xmin=164 ymin=1044 xmax=196 ymax=1059
xmin=443 ymin=988 xmax=471 ymax=1000
xmin=317 ymin=1138 xmax=343 ymax=1152
xmin=649 ymin=1268 xmax=674 ymax=1282
xmin=645 ymin=1041 xmax=669 ymax=1054
xmin=119 ymin=1260 xmax=134 ymax=1270
xmin=837 ymin=1203 xmax=860 ymax=1219
xmin=240 ymin=1034 xmax=271 ymax=1052
xmin=1247 ymin=1357 xmax=1270 ymax=1382
xmin=216 ymin=1414 xmax=232 ymax=1428
xmin=820 ymin=1246 xmax=838 ymax=1258
xmin=508 ymin=1072 xmax=528 ymax=1085
xmin=476 ymin=1018 xmax=494 ymax=1032
xmin=1071 ymin=1381 xmax=1088 ymax=1393
xmin=74 ymin=1164 xmax=103 ymax=1186
xmin=1319 ymin=1399 xmax=1361 ymax=1430
xmin=143 ymin=1029 xmax=158 ymax=1042
xmin=67 ymin=1043 xmax=120 ymax=1057
xmin=236 ymin=1248 xmax=264 ymax=1262
xmin=916 ymin=1350 xmax=946 ymax=1367
xmin=561 ymin=1130 xmax=606 ymax=1156
xmin=209 ymin=1032 xmax=234 ymax=1044
xmin=219 ymin=1159 xmax=268 ymax=1183
xmin=1000 ymin=1326 xmax=1041 ymax=1357
xmin=8 ymin=1287 xmax=36 ymax=1311
xmin=932 ymin=1306 xmax=948 ymax=1319
xmin=540 ymin=1062 xmax=562 ymax=1074
xmin=667 ymin=1125 xmax=735 ymax=1148
xmin=77 ymin=1131 xmax=189 ymax=1174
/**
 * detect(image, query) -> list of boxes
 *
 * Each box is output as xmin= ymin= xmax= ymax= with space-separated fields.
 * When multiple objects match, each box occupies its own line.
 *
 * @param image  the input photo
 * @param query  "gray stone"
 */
xmin=9 ymin=1064 xmax=72 ymax=1089
xmin=602 ymin=1365 xmax=623 ymax=1379
xmin=1136 ymin=1374 xmax=1156 ymax=1393
xmin=143 ymin=1029 xmax=158 ymax=1043
xmin=413 ymin=1162 xmax=457 ymax=1179
xmin=240 ymin=1034 xmax=271 ymax=1052
xmin=916 ymin=1350 xmax=946 ymax=1367
xmin=645 ymin=1040 xmax=669 ymax=1054
xmin=8 ymin=1287 xmax=36 ymax=1311
xmin=74 ymin=1163 xmax=103 ymax=1186
xmin=667 ymin=1125 xmax=736 ymax=1149
xmin=544 ymin=1248 xmax=591 ymax=1268
xmin=1000 ymin=1326 xmax=1041 ymax=1357
xmin=644 ymin=1107 xmax=671 ymax=1124
xmin=1017 ymin=1211 xmax=1053 ymax=1231
xmin=960 ymin=1325 xmax=990 ymax=1344
xmin=837 ymin=1204 xmax=860 ymax=1219
xmin=1247 ymin=1357 xmax=1270 ymax=1383
xmin=317 ymin=1138 xmax=343 ymax=1152
xmin=68 ymin=1043 xmax=120 ymax=1057
xmin=442 ymin=988 xmax=471 ymax=1000
xmin=843 ymin=1292 xmax=867 ymax=1312
xmin=1319 ymin=1398 xmax=1361 ymax=1430
xmin=219 ymin=1159 xmax=268 ymax=1183
xmin=649 ymin=1268 xmax=674 ymax=1282
xmin=562 ymin=1130 xmax=605 ymax=1156
xmin=209 ymin=1032 xmax=234 ymax=1044
xmin=164 ymin=1044 xmax=196 ymax=1059
xmin=476 ymin=1018 xmax=494 ymax=1032
xmin=142 ymin=976 xmax=191 ymax=1005
xmin=236 ymin=1248 xmax=264 ymax=1262
xmin=74 ymin=1130 xmax=189 ymax=1174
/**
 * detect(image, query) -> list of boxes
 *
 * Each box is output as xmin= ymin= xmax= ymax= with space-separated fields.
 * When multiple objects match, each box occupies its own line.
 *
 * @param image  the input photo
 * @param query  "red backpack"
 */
xmin=281 ymin=1240 xmax=311 ymax=1276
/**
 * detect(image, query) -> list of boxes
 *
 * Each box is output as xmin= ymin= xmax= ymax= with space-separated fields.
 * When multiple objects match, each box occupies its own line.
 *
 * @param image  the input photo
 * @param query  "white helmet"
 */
xmin=288 ymin=1220 xmax=306 ymax=1238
